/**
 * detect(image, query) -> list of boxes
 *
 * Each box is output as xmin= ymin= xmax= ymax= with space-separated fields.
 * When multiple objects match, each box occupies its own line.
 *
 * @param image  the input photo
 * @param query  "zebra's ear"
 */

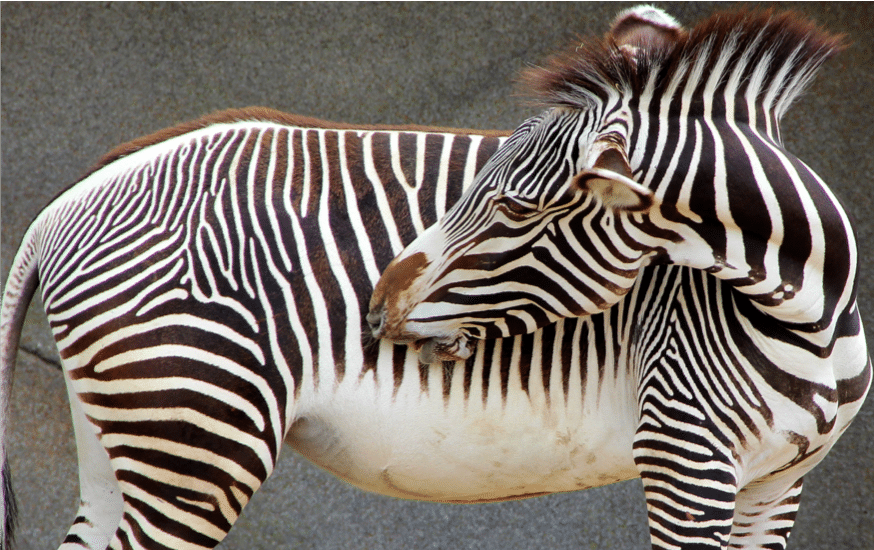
xmin=574 ymin=148 xmax=654 ymax=212
xmin=608 ymin=5 xmax=685 ymax=51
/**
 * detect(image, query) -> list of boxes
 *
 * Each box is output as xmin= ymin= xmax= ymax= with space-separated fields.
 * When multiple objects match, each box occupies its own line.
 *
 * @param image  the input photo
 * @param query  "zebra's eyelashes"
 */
xmin=490 ymin=173 xmax=654 ymax=219
xmin=492 ymin=194 xmax=540 ymax=219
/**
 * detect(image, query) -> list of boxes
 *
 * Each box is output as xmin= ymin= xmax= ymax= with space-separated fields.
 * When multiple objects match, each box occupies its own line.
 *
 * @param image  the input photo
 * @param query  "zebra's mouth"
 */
xmin=416 ymin=334 xmax=474 ymax=364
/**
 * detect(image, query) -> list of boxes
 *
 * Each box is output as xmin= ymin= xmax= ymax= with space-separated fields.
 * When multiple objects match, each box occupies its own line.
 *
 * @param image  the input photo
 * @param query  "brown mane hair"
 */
xmin=521 ymin=8 xmax=846 ymax=114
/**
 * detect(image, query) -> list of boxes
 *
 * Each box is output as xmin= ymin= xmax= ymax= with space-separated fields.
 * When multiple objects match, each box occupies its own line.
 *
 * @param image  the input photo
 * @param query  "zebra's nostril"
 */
xmin=366 ymin=310 xmax=384 ymax=334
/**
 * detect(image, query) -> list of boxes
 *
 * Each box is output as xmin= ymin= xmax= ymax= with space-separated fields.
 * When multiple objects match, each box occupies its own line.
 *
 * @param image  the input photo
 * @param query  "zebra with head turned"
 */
xmin=2 ymin=94 xmax=776 ymax=550
xmin=0 ymin=85 xmax=714 ymax=547
xmin=372 ymin=6 xmax=871 ymax=550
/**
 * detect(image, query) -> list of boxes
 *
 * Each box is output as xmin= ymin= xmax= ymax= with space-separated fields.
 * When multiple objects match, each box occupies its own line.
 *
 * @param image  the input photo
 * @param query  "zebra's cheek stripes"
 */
xmin=368 ymin=223 xmax=481 ymax=363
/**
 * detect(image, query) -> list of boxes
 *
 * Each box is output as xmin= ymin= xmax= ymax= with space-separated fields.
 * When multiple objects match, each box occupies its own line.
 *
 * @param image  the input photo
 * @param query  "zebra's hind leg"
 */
xmin=70 ymin=366 xmax=276 ymax=550
xmin=59 ymin=378 xmax=123 ymax=549
xmin=97 ymin=426 xmax=269 ymax=550
xmin=728 ymin=476 xmax=804 ymax=550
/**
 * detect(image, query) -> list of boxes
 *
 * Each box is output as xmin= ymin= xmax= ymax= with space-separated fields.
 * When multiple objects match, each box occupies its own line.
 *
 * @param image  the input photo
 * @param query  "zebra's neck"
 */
xmin=597 ymin=14 xmax=856 ymax=349
xmin=527 ymin=9 xmax=853 ymax=347
xmin=638 ymin=118 xmax=859 ymax=350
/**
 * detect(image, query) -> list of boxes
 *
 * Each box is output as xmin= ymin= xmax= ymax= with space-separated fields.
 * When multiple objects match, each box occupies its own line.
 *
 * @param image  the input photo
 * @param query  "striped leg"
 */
xmin=729 ymin=477 xmax=804 ymax=550
xmin=59 ymin=377 xmax=123 ymax=549
xmin=634 ymin=413 xmax=738 ymax=549
xmin=98 ymin=424 xmax=268 ymax=549
xmin=62 ymin=357 xmax=278 ymax=550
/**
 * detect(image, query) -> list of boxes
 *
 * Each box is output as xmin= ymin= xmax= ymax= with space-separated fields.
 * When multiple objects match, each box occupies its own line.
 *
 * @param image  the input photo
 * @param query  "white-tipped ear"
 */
xmin=609 ymin=5 xmax=685 ymax=51
xmin=577 ymin=168 xmax=654 ymax=212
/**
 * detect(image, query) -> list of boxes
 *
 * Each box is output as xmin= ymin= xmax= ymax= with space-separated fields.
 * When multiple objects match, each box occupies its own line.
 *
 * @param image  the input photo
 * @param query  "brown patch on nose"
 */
xmin=369 ymin=251 xmax=431 ymax=316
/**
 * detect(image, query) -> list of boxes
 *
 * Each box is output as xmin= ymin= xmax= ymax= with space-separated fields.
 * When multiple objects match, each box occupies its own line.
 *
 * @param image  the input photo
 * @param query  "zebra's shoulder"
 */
xmin=81 ymin=107 xmax=508 ymax=182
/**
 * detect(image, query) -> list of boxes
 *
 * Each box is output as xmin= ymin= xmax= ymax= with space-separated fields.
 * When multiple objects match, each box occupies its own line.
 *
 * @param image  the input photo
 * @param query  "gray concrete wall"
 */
xmin=2 ymin=3 xmax=872 ymax=549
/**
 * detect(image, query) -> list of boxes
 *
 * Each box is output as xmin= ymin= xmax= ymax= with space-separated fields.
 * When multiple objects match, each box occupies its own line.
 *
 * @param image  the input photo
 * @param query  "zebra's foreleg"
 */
xmin=728 ymin=476 xmax=804 ymax=549
xmin=634 ymin=417 xmax=738 ymax=549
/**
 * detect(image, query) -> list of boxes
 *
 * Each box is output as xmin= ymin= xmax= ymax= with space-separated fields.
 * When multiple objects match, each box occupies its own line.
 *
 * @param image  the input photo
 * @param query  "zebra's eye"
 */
xmin=494 ymin=195 xmax=538 ymax=219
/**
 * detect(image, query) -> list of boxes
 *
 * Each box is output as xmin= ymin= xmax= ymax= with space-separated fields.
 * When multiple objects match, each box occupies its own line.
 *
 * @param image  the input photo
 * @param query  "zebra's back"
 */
xmin=7 ymin=114 xmax=651 ymax=549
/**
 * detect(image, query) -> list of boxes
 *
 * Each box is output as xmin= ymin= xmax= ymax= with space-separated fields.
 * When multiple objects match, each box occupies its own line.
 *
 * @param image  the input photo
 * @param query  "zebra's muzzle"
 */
xmin=366 ymin=310 xmax=386 ymax=336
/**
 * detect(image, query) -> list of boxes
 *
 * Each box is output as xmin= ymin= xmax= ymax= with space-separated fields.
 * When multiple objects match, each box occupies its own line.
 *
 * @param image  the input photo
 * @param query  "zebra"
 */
xmin=370 ymin=6 xmax=871 ymax=550
xmin=1 ymin=99 xmax=672 ymax=547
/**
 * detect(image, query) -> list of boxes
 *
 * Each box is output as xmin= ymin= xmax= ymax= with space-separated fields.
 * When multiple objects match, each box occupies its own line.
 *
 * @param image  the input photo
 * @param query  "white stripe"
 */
xmin=362 ymin=131 xmax=405 ymax=254
xmin=338 ymin=131 xmax=381 ymax=285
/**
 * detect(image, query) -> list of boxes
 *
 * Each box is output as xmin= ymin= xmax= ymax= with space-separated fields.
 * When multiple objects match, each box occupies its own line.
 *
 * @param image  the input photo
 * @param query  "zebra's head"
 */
xmin=368 ymin=111 xmax=663 ymax=363
xmin=369 ymin=6 xmax=850 ymax=363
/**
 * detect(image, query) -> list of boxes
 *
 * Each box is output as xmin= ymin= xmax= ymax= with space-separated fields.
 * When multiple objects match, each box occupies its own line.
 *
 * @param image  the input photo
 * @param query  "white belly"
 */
xmin=287 ymin=362 xmax=639 ymax=503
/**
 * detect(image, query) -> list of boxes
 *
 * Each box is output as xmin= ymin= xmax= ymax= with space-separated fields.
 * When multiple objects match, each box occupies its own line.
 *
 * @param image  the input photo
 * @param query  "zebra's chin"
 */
xmin=417 ymin=334 xmax=474 ymax=364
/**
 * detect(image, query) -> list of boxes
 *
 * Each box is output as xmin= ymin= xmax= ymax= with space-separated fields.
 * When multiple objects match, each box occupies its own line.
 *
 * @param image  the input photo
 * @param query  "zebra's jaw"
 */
xmin=417 ymin=333 xmax=474 ymax=365
xmin=368 ymin=306 xmax=473 ymax=364
xmin=371 ymin=321 xmax=474 ymax=364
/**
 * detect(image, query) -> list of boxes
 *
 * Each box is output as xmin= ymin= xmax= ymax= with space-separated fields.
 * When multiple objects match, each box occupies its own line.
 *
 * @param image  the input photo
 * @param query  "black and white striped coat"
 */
xmin=2 ymin=108 xmax=676 ymax=549
xmin=372 ymin=7 xmax=871 ymax=550
xmin=2 ymin=6 xmax=869 ymax=550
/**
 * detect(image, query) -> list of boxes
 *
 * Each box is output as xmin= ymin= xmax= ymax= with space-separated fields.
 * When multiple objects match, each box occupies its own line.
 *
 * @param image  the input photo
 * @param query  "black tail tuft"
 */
xmin=2 ymin=460 xmax=16 ymax=550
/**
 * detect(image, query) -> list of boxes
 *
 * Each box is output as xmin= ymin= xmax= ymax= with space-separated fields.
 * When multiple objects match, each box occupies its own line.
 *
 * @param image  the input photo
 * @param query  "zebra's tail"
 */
xmin=0 ymin=223 xmax=42 ymax=550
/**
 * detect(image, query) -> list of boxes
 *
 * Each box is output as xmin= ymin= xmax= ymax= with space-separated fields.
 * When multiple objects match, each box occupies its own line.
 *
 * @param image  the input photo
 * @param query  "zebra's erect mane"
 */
xmin=522 ymin=8 xmax=846 ymax=120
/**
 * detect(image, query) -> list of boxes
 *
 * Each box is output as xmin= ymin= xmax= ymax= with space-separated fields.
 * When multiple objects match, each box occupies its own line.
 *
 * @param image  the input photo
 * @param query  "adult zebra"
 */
xmin=4 ymin=101 xmax=771 ymax=550
xmin=372 ymin=6 xmax=871 ymax=550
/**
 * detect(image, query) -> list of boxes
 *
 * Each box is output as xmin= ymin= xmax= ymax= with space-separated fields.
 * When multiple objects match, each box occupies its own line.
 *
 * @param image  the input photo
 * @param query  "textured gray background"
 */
xmin=2 ymin=2 xmax=872 ymax=549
